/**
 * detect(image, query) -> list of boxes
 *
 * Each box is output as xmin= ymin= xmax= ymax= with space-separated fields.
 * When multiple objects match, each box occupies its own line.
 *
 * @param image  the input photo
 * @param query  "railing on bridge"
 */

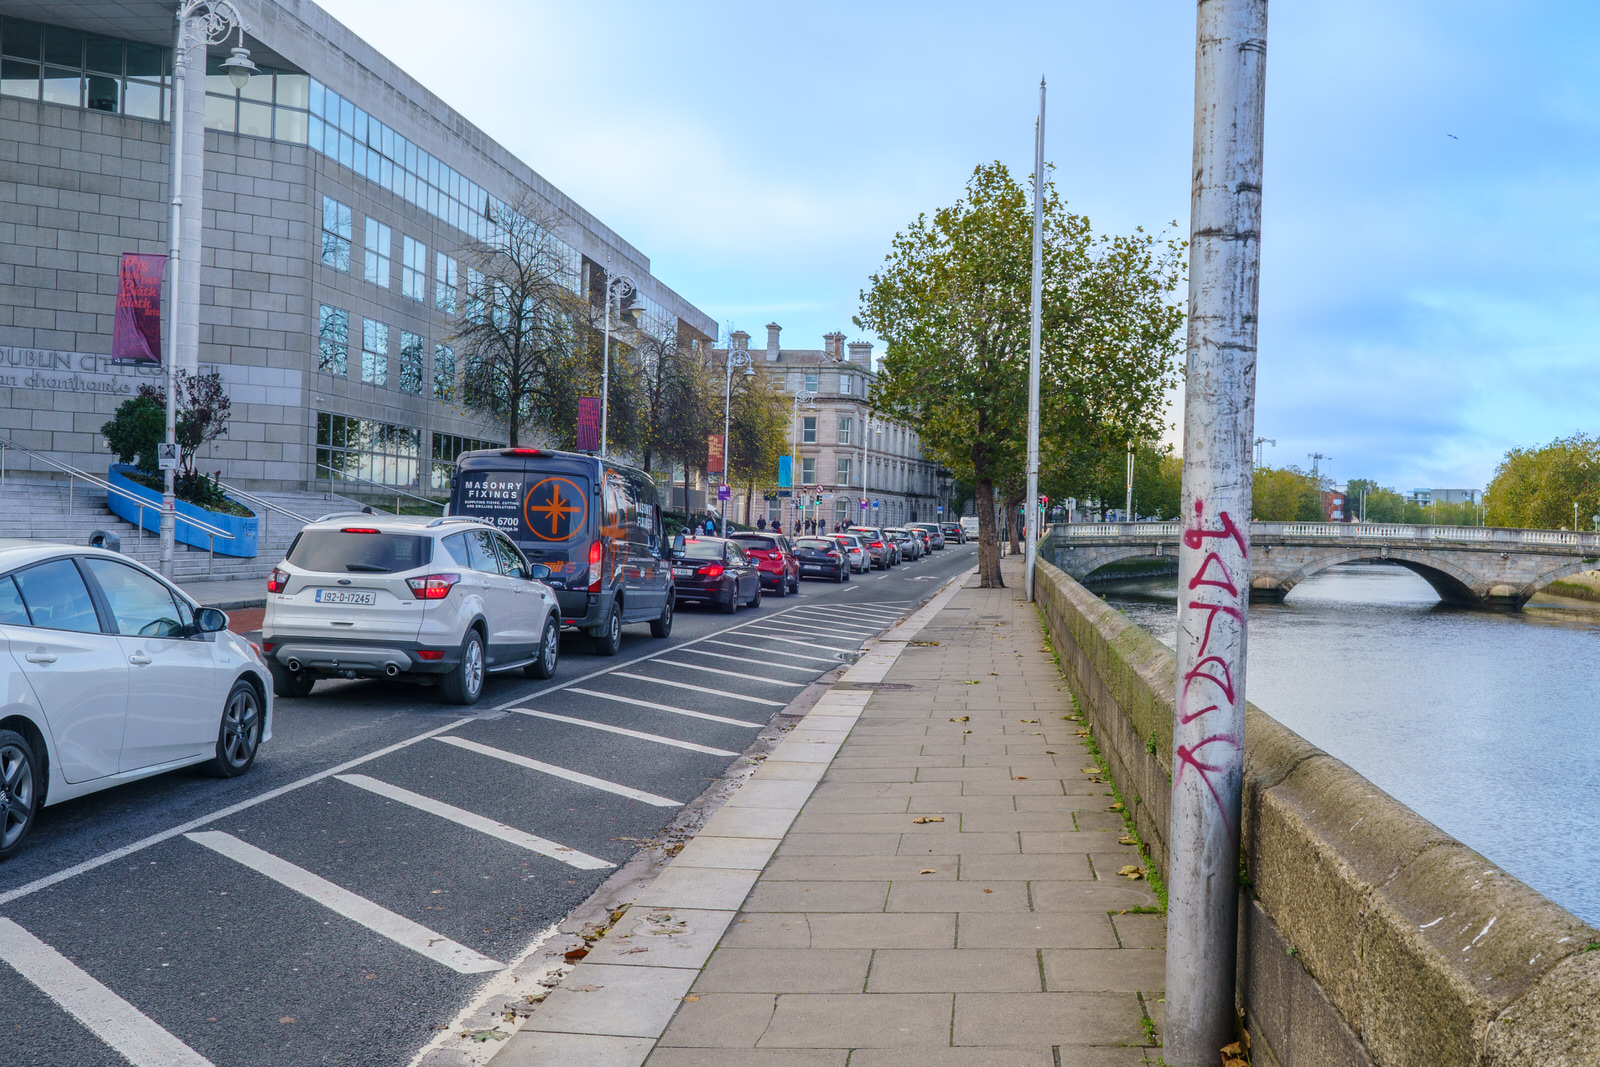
xmin=1049 ymin=521 xmax=1600 ymax=550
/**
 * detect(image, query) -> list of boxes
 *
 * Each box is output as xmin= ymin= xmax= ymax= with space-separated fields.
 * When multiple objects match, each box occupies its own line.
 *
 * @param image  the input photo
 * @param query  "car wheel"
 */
xmin=773 ymin=573 xmax=787 ymax=597
xmin=204 ymin=679 xmax=263 ymax=778
xmin=721 ymin=580 xmax=739 ymax=614
xmin=592 ymin=602 xmax=623 ymax=656
xmin=269 ymin=662 xmax=315 ymax=699
xmin=525 ymin=614 xmax=560 ymax=679
xmin=836 ymin=566 xmax=846 ymax=583
xmin=650 ymin=595 xmax=673 ymax=638
xmin=749 ymin=581 xmax=762 ymax=608
xmin=788 ymin=572 xmax=799 ymax=594
xmin=0 ymin=729 xmax=39 ymax=861
xmin=441 ymin=629 xmax=486 ymax=705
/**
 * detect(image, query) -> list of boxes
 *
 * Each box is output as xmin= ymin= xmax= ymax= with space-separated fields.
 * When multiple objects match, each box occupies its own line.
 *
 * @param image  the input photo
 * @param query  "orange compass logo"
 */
xmin=523 ymin=477 xmax=586 ymax=541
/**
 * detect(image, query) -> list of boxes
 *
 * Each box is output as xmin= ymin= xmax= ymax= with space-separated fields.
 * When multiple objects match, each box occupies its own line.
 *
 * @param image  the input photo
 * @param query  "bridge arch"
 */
xmin=1258 ymin=548 xmax=1482 ymax=607
xmin=1518 ymin=559 xmax=1600 ymax=603
xmin=1060 ymin=544 xmax=1179 ymax=585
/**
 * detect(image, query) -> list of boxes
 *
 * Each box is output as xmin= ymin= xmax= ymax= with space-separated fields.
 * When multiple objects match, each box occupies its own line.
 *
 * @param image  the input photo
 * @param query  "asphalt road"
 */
xmin=0 ymin=542 xmax=977 ymax=1067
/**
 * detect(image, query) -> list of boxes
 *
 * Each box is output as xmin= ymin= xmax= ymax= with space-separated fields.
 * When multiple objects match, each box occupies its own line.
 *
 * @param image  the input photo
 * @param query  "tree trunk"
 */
xmin=975 ymin=477 xmax=1003 ymax=587
xmin=1006 ymin=494 xmax=1023 ymax=556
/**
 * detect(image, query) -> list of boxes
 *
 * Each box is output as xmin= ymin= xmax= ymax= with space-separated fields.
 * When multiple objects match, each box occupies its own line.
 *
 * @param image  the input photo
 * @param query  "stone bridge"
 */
xmin=1044 ymin=521 xmax=1600 ymax=611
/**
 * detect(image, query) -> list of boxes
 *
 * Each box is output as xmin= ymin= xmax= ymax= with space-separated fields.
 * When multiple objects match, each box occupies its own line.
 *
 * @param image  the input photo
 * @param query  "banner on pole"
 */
xmin=576 ymin=396 xmax=600 ymax=451
xmin=707 ymin=434 xmax=725 ymax=474
xmin=777 ymin=455 xmax=791 ymax=488
xmin=112 ymin=253 xmax=167 ymax=363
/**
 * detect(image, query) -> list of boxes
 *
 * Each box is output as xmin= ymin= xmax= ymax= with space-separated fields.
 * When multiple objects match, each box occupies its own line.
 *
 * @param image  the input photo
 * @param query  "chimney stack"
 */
xmin=765 ymin=322 xmax=781 ymax=361
xmin=847 ymin=340 xmax=873 ymax=367
xmin=823 ymin=331 xmax=846 ymax=362
xmin=729 ymin=329 xmax=750 ymax=352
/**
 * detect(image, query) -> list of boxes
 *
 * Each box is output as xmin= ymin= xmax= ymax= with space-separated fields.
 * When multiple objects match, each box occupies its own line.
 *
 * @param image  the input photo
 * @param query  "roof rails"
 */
xmin=315 ymin=509 xmax=376 ymax=523
xmin=425 ymin=516 xmax=479 ymax=528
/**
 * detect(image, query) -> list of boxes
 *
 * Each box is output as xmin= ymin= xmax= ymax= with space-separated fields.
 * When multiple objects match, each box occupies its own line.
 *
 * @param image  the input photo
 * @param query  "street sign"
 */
xmin=779 ymin=490 xmax=792 ymax=498
xmin=872 ymin=499 xmax=880 ymax=510
xmin=859 ymin=500 xmax=868 ymax=510
xmin=717 ymin=484 xmax=731 ymax=501
xmin=937 ymin=505 xmax=944 ymax=514
xmin=157 ymin=442 xmax=178 ymax=471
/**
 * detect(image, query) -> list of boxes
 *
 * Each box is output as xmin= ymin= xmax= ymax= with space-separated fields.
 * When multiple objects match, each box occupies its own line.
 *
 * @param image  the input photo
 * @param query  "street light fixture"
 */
xmin=161 ymin=0 xmax=254 ymax=579
xmin=790 ymin=390 xmax=816 ymax=531
xmin=599 ymin=259 xmax=639 ymax=457
xmin=720 ymin=343 xmax=754 ymax=536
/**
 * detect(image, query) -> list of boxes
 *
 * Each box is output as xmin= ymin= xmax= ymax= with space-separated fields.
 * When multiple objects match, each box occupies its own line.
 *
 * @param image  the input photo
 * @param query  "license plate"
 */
xmin=673 ymin=568 xmax=695 ymax=578
xmin=315 ymin=589 xmax=377 ymax=605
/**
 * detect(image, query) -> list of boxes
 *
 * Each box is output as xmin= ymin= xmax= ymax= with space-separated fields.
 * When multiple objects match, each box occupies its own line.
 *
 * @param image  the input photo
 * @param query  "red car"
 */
xmin=729 ymin=533 xmax=800 ymax=596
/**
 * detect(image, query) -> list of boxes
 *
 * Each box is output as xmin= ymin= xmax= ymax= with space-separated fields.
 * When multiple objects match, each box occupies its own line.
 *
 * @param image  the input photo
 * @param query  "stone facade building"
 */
xmin=0 ymin=0 xmax=714 ymax=494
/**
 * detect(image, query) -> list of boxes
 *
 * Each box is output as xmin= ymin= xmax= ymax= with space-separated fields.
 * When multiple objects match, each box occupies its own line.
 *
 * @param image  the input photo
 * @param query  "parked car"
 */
xmin=960 ymin=516 xmax=979 ymax=538
xmin=262 ymin=515 xmax=562 ymax=705
xmin=670 ymin=536 xmax=762 ymax=613
xmin=0 ymin=541 xmax=272 ymax=860
xmin=848 ymin=526 xmax=897 ymax=568
xmin=728 ymin=533 xmax=800 ymax=596
xmin=794 ymin=537 xmax=849 ymax=582
xmin=911 ymin=523 xmax=946 ymax=550
xmin=447 ymin=447 xmax=673 ymax=655
xmin=885 ymin=529 xmax=922 ymax=560
xmin=832 ymin=534 xmax=868 ymax=573
xmin=941 ymin=522 xmax=966 ymax=544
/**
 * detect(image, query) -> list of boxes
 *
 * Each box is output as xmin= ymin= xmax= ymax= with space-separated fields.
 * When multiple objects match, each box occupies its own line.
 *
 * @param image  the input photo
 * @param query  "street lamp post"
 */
xmin=790 ymin=390 xmax=816 ymax=531
xmin=599 ymin=258 xmax=638 ymax=458
xmin=162 ymin=1 xmax=256 ymax=579
xmin=721 ymin=345 xmax=753 ymax=536
xmin=857 ymin=412 xmax=881 ymax=525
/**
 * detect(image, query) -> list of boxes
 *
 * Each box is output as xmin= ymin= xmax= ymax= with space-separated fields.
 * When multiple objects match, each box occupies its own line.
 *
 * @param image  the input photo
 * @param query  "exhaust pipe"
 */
xmin=286 ymin=658 xmax=302 ymax=673
xmin=385 ymin=663 xmax=400 ymax=677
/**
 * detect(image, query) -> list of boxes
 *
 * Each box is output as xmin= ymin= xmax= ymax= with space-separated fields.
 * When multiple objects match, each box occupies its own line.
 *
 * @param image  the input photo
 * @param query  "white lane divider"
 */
xmin=678 ymin=647 xmax=818 ymax=672
xmin=335 ymin=774 xmax=613 ymax=870
xmin=610 ymin=671 xmax=786 ymax=707
xmin=567 ymin=687 xmax=763 ymax=727
xmin=702 ymin=639 xmax=838 ymax=665
xmin=509 ymin=708 xmax=738 ymax=756
xmin=738 ymin=628 xmax=859 ymax=652
xmin=0 ymin=918 xmax=215 ymax=1067
xmin=185 ymin=831 xmax=502 ymax=974
xmin=434 ymin=736 xmax=681 ymax=807
xmin=652 ymin=658 xmax=806 ymax=687
xmin=755 ymin=617 xmax=878 ymax=638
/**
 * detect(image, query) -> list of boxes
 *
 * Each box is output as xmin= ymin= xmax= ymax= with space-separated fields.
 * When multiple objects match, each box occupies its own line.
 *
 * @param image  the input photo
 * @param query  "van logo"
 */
xmin=523 ymin=477 xmax=586 ymax=541
xmin=337 ymin=579 xmax=352 ymax=585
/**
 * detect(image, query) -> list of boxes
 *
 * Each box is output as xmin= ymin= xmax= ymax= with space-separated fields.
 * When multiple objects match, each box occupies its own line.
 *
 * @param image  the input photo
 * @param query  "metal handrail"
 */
xmin=315 ymin=463 xmax=447 ymax=514
xmin=214 ymin=480 xmax=316 ymax=554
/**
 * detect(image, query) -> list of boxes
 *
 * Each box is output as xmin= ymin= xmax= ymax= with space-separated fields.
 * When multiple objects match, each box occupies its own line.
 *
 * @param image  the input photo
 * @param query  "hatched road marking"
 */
xmin=433 ymin=736 xmax=681 ymax=807
xmin=610 ymin=672 xmax=787 ymax=707
xmin=567 ymin=687 xmax=763 ymax=727
xmin=652 ymin=658 xmax=807 ymax=687
xmin=509 ymin=708 xmax=739 ymax=756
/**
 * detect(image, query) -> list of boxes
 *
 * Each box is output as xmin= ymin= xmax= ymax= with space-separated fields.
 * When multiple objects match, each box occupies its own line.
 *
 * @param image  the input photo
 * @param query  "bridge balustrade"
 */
xmin=1049 ymin=521 xmax=1600 ymax=549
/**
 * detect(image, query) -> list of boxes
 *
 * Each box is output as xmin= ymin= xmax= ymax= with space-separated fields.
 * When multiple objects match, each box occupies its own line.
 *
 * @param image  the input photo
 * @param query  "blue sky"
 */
xmin=317 ymin=0 xmax=1600 ymax=492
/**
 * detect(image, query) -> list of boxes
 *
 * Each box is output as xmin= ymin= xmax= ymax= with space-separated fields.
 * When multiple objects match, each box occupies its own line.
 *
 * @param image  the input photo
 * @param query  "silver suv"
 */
xmin=262 ymin=515 xmax=561 ymax=705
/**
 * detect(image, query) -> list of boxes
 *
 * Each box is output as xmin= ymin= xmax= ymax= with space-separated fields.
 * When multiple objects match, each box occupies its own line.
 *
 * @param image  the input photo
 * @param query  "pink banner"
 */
xmin=112 ymin=253 xmax=166 ymax=363
xmin=576 ymin=396 xmax=600 ymax=451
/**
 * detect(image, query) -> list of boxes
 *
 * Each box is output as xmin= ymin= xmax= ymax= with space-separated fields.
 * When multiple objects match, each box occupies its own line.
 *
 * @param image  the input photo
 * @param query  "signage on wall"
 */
xmin=112 ymin=253 xmax=167 ymax=364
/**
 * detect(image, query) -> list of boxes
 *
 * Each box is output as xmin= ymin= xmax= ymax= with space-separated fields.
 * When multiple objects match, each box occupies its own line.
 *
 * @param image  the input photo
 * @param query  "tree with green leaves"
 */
xmin=1251 ymin=465 xmax=1322 ymax=521
xmin=857 ymin=162 xmax=1184 ymax=586
xmin=1486 ymin=432 xmax=1600 ymax=529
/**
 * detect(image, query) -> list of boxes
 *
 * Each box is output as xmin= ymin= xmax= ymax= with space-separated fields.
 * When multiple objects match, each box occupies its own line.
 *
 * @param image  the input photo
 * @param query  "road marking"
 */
xmin=508 ymin=708 xmax=739 ymax=755
xmin=800 ymin=603 xmax=904 ymax=618
xmin=739 ymin=628 xmax=859 ymax=651
xmin=335 ymin=774 xmax=613 ymax=870
xmin=0 ymin=918 xmax=215 ymax=1067
xmin=611 ymin=671 xmax=787 ymax=707
xmin=568 ymin=687 xmax=763 ymax=726
xmin=186 ymin=831 xmax=503 ymax=974
xmin=702 ymin=639 xmax=839 ymax=664
xmin=0 ymin=717 xmax=473 ymax=908
xmin=653 ymin=658 xmax=806 ymax=687
xmin=434 ymin=736 xmax=681 ymax=807
xmin=678 ymin=647 xmax=818 ymax=672
xmin=762 ymin=617 xmax=879 ymax=637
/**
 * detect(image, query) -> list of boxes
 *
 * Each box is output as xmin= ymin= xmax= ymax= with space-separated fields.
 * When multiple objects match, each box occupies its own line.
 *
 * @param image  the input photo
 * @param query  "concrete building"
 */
xmin=712 ymin=323 xmax=946 ymax=531
xmin=0 ymin=0 xmax=714 ymax=494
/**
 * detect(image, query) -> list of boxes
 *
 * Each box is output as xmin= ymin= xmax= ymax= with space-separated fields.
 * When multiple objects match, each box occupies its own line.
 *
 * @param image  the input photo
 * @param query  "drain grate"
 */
xmin=837 ymin=681 xmax=917 ymax=691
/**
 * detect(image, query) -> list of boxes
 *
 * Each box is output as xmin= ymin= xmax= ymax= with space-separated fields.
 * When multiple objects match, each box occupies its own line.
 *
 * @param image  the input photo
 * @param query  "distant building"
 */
xmin=1409 ymin=489 xmax=1433 ymax=508
xmin=1433 ymin=489 xmax=1482 ymax=505
xmin=1321 ymin=490 xmax=1348 ymax=522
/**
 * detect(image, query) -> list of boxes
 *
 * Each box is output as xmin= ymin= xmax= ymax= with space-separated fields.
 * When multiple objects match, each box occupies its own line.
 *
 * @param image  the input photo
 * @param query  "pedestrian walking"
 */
xmin=757 ymin=517 xmax=767 ymax=531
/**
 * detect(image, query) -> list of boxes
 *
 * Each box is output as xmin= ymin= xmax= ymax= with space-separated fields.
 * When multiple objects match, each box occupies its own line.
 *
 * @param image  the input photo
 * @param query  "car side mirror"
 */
xmin=195 ymin=607 xmax=228 ymax=634
xmin=527 ymin=563 xmax=551 ymax=580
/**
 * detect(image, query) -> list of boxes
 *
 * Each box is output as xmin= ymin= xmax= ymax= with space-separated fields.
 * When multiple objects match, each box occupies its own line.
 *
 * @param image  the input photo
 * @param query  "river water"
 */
xmin=1099 ymin=563 xmax=1600 ymax=927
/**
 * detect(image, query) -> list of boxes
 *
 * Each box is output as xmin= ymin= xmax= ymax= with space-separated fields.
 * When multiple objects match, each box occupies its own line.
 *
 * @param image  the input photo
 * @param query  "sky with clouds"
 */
xmin=315 ymin=0 xmax=1600 ymax=493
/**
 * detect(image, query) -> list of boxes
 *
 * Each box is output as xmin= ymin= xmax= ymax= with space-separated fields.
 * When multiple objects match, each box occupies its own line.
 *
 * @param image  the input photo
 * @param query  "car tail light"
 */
xmin=416 ymin=649 xmax=446 ymax=660
xmin=267 ymin=567 xmax=289 ymax=593
xmin=407 ymin=573 xmax=460 ymax=600
xmin=261 ymin=641 xmax=276 ymax=653
xmin=697 ymin=563 xmax=725 ymax=578
xmin=870 ymin=541 xmax=883 ymax=548
xmin=587 ymin=540 xmax=603 ymax=591
xmin=827 ymin=551 xmax=841 ymax=560
xmin=341 ymin=527 xmax=381 ymax=534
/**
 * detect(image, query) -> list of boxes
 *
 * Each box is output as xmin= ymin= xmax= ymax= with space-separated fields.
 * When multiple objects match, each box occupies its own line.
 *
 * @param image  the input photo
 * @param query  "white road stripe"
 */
xmin=508 ymin=708 xmax=738 ymax=755
xmin=335 ymin=774 xmax=613 ymax=870
xmin=794 ymin=605 xmax=902 ymax=620
xmin=653 ymin=658 xmax=806 ymax=687
xmin=0 ymin=918 xmax=216 ymax=1067
xmin=703 ymin=638 xmax=838 ymax=664
xmin=433 ymin=736 xmax=681 ymax=807
xmin=679 ymin=647 xmax=818 ymax=672
xmin=568 ymin=687 xmax=763 ymax=727
xmin=186 ymin=831 xmax=502 ymax=974
xmin=610 ymin=671 xmax=787 ymax=707
xmin=739 ymin=628 xmax=860 ymax=651
xmin=759 ymin=617 xmax=877 ymax=637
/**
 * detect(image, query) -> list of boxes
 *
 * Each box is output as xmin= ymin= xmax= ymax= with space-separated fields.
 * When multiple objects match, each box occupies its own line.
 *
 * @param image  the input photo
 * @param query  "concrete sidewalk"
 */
xmin=491 ymin=558 xmax=1166 ymax=1066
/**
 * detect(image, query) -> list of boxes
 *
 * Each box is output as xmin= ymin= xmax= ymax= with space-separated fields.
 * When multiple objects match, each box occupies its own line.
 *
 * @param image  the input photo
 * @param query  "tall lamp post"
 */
xmin=721 ymin=344 xmax=753 ymax=536
xmin=858 ymin=413 xmax=882 ymax=525
xmin=163 ymin=1 xmax=256 ymax=579
xmin=599 ymin=259 xmax=639 ymax=458
xmin=790 ymin=390 xmax=816 ymax=531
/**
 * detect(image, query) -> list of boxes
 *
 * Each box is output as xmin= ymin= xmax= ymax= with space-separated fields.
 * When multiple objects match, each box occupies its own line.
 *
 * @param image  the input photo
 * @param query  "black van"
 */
xmin=447 ymin=447 xmax=672 ymax=654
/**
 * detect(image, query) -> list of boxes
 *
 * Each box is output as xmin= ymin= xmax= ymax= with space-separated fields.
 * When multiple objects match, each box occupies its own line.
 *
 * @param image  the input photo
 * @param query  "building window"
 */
xmin=834 ymin=497 xmax=849 ymax=523
xmin=837 ymin=416 xmax=852 ymax=445
xmin=804 ymin=370 xmax=818 ymax=392
xmin=399 ymin=331 xmax=423 ymax=394
xmin=841 ymin=374 xmax=853 ymax=395
xmin=837 ymin=456 xmax=852 ymax=486
xmin=802 ymin=416 xmax=817 ymax=444
xmin=433 ymin=343 xmax=455 ymax=400
xmin=320 ymin=196 xmax=351 ymax=271
xmin=363 ymin=218 xmax=391 ymax=287
xmin=361 ymin=318 xmax=387 ymax=386
xmin=431 ymin=431 xmax=499 ymax=490
xmin=435 ymin=253 xmax=458 ymax=313
xmin=801 ymin=457 xmax=816 ymax=485
xmin=318 ymin=412 xmax=420 ymax=488
xmin=0 ymin=20 xmax=172 ymax=121
xmin=316 ymin=305 xmax=348 ymax=375
xmin=401 ymin=236 xmax=426 ymax=301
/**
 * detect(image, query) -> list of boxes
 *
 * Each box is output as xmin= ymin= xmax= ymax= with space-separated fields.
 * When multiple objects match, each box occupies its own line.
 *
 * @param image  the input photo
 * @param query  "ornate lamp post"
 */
xmin=599 ymin=259 xmax=639 ymax=457
xmin=720 ymin=343 xmax=753 ymax=536
xmin=162 ymin=1 xmax=256 ymax=579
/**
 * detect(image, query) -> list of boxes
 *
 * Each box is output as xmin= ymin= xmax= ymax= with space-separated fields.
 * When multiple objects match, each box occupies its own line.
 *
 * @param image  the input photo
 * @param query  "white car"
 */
xmin=832 ymin=533 xmax=869 ymax=573
xmin=0 ymin=540 xmax=271 ymax=861
xmin=262 ymin=515 xmax=561 ymax=705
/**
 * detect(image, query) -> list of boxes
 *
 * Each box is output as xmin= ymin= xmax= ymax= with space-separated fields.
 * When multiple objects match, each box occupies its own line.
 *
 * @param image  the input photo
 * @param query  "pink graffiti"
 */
xmin=1183 ymin=655 xmax=1236 ymax=706
xmin=1188 ymin=551 xmax=1238 ymax=596
xmin=1177 ymin=500 xmax=1248 ymax=828
xmin=1183 ymin=499 xmax=1248 ymax=558
xmin=1174 ymin=733 xmax=1244 ymax=831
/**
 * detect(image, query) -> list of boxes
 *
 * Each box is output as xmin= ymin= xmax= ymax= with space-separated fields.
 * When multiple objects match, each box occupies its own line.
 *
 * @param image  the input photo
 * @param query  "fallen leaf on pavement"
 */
xmin=982 ymin=888 xmax=994 ymax=894
xmin=567 ymin=985 xmax=603 ymax=992
xmin=563 ymin=947 xmax=589 ymax=961
xmin=912 ymin=816 xmax=945 ymax=824
xmin=622 ymin=947 xmax=649 ymax=954
xmin=466 ymin=1029 xmax=509 ymax=1043
xmin=1012 ymin=776 xmax=1028 ymax=780
xmin=1045 ymin=750 xmax=1057 ymax=755
xmin=1110 ymin=802 xmax=1125 ymax=812
xmin=1118 ymin=865 xmax=1145 ymax=880
xmin=1020 ymin=719 xmax=1039 ymax=723
xmin=1081 ymin=768 xmax=1099 ymax=774
xmin=1119 ymin=835 xmax=1138 ymax=846
xmin=683 ymin=994 xmax=700 ymax=1002
xmin=919 ymin=868 xmax=937 ymax=875
xmin=949 ymin=716 xmax=969 ymax=722
xmin=964 ymin=680 xmax=982 ymax=685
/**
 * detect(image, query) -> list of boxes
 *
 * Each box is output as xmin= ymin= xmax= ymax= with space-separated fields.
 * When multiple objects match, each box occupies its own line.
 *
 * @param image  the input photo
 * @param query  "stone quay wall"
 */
xmin=1032 ymin=559 xmax=1600 ymax=1067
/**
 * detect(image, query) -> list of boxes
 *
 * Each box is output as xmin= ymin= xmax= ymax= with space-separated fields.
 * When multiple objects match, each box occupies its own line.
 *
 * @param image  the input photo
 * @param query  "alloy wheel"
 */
xmin=0 ymin=741 xmax=34 ymax=851
xmin=220 ymin=687 xmax=262 ymax=769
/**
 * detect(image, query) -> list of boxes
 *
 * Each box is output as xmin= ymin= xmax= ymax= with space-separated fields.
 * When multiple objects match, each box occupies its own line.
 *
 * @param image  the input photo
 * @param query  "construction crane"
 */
xmin=1253 ymin=437 xmax=1275 ymax=469
xmin=1307 ymin=452 xmax=1331 ymax=487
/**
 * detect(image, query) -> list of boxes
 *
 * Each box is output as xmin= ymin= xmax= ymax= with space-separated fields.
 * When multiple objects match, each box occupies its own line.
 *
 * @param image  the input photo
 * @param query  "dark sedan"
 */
xmin=670 ymin=536 xmax=762 ymax=613
xmin=794 ymin=537 xmax=849 ymax=582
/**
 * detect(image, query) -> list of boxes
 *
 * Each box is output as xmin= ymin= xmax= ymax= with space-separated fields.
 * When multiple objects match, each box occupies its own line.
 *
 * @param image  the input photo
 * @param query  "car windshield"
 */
xmin=677 ymin=539 xmax=723 ymax=560
xmin=730 ymin=535 xmax=777 ymax=551
xmin=796 ymin=538 xmax=834 ymax=550
xmin=287 ymin=530 xmax=433 ymax=573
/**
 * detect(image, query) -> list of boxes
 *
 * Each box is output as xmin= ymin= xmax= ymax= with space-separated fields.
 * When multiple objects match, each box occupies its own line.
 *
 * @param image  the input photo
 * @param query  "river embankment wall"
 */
xmin=1033 ymin=559 xmax=1600 ymax=1067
